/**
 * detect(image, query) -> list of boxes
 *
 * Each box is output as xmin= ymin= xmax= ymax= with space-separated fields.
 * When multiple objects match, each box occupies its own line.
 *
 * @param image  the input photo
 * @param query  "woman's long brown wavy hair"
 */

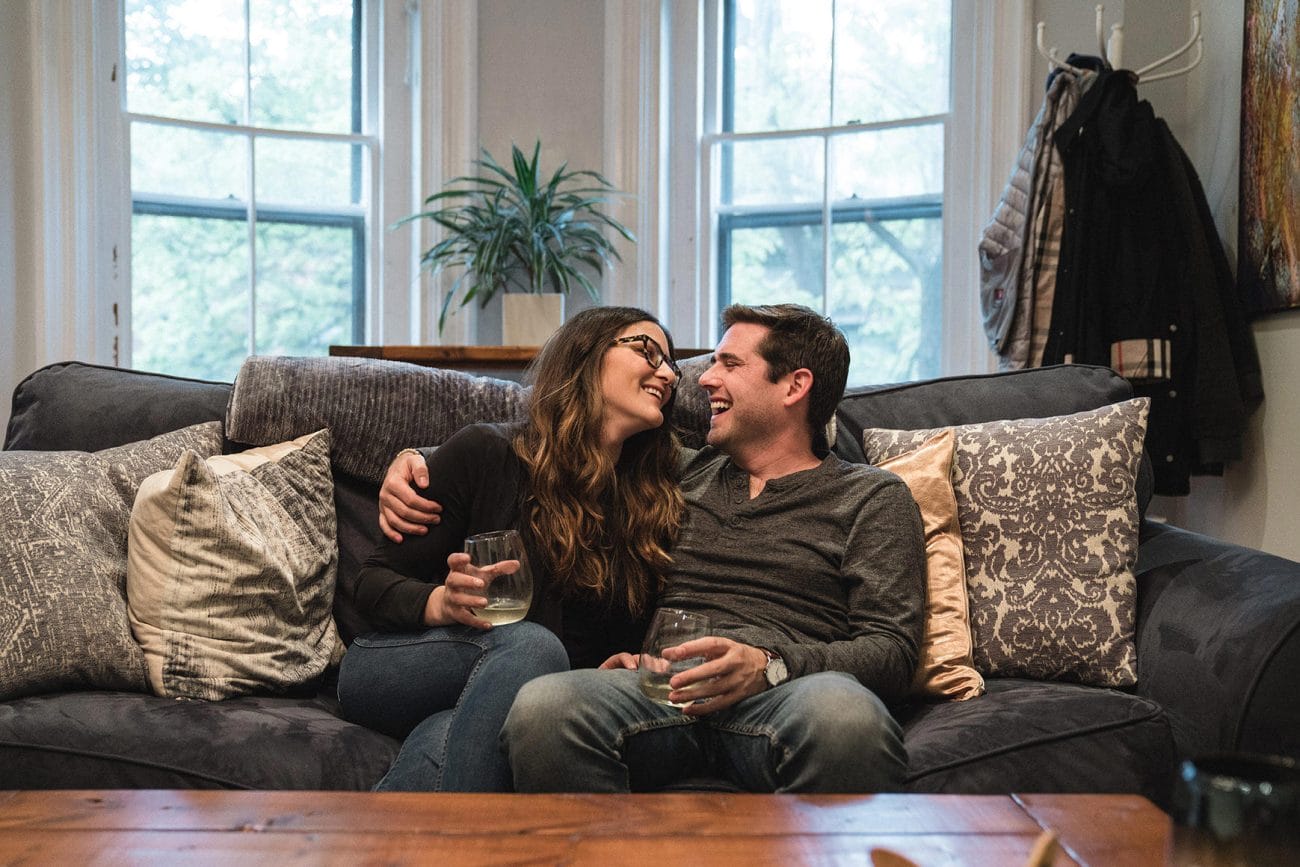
xmin=512 ymin=306 xmax=684 ymax=616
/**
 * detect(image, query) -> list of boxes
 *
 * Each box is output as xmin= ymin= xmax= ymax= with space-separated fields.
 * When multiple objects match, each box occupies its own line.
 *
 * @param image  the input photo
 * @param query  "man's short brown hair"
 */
xmin=721 ymin=303 xmax=849 ymax=452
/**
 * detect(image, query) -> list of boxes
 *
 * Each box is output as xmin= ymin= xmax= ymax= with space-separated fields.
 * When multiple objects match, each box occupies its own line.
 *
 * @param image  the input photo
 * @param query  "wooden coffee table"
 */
xmin=0 ymin=790 xmax=1170 ymax=865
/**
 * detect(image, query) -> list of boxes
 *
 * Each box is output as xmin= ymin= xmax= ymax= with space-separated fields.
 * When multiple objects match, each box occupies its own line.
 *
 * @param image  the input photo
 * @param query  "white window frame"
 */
xmin=605 ymin=0 xmax=1032 ymax=375
xmin=69 ymin=0 xmax=479 ymax=374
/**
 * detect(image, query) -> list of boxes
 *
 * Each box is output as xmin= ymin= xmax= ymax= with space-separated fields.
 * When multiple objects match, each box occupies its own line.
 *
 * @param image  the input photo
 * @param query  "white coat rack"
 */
xmin=1035 ymin=4 xmax=1203 ymax=84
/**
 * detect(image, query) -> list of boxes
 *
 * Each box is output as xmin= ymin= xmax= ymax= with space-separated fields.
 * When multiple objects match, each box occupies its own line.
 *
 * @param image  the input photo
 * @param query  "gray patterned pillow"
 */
xmin=127 ymin=429 xmax=340 ymax=701
xmin=0 ymin=422 xmax=225 ymax=701
xmin=862 ymin=399 xmax=1149 ymax=687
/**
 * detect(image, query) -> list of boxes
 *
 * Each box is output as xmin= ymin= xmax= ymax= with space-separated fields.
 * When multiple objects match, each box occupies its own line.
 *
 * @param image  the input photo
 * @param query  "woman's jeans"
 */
xmin=338 ymin=621 xmax=568 ymax=791
xmin=501 ymin=668 xmax=907 ymax=793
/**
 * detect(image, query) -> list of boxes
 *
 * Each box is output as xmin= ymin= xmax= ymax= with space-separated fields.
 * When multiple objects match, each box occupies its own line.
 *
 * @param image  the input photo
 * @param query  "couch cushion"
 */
xmin=671 ymin=354 xmax=713 ymax=448
xmin=900 ymin=678 xmax=1175 ymax=805
xmin=0 ymin=423 xmax=225 ymax=702
xmin=833 ymin=364 xmax=1154 ymax=514
xmin=4 ymin=361 xmax=231 ymax=452
xmin=127 ymin=430 xmax=341 ymax=700
xmin=863 ymin=400 xmax=1149 ymax=687
xmin=0 ymin=689 xmax=398 ymax=790
xmin=876 ymin=430 xmax=982 ymax=701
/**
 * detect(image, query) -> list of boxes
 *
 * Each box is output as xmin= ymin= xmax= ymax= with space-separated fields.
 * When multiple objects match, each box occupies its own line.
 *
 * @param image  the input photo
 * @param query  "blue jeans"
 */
xmin=500 ymin=669 xmax=907 ymax=793
xmin=338 ymin=621 xmax=568 ymax=791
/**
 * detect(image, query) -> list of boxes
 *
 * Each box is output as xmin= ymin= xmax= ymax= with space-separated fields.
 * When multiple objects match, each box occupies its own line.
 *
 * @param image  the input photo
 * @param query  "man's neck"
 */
xmin=729 ymin=438 xmax=822 ymax=498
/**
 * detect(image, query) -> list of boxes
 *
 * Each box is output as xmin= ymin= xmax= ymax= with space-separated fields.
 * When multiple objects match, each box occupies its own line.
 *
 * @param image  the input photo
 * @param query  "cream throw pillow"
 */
xmin=863 ymin=399 xmax=1149 ymax=687
xmin=877 ymin=430 xmax=984 ymax=701
xmin=127 ymin=429 xmax=341 ymax=700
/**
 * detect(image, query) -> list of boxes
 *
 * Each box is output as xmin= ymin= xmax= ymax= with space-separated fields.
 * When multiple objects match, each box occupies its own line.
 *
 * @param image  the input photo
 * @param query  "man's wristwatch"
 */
xmin=761 ymin=648 xmax=788 ymax=688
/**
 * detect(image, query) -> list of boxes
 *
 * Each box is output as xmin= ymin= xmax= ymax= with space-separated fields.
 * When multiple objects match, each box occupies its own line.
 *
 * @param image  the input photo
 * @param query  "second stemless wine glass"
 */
xmin=462 ymin=529 xmax=533 ymax=625
xmin=638 ymin=608 xmax=711 ymax=707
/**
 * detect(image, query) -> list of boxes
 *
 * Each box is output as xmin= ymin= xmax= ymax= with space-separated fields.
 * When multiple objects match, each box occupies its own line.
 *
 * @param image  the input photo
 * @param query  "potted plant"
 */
xmin=406 ymin=140 xmax=635 ymax=342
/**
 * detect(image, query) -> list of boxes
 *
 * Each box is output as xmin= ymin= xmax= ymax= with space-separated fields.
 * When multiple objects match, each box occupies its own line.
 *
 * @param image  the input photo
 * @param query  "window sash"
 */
xmin=124 ymin=0 xmax=374 ymax=367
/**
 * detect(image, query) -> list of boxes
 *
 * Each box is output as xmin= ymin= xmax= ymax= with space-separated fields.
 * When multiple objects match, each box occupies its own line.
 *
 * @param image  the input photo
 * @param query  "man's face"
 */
xmin=697 ymin=322 xmax=787 ymax=454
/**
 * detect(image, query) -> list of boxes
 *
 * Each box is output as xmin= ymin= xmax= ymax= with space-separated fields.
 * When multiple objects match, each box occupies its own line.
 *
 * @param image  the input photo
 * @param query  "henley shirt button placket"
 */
xmin=729 ymin=474 xmax=746 ymax=527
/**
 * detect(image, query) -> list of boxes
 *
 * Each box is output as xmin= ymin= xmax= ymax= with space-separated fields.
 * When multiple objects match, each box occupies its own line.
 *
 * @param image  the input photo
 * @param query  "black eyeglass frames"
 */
xmin=610 ymin=334 xmax=681 ymax=381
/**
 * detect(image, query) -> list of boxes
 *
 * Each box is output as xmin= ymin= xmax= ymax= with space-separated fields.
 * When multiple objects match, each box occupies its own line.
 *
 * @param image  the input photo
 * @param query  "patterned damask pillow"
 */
xmin=862 ymin=399 xmax=1149 ymax=687
xmin=0 ymin=422 xmax=225 ymax=701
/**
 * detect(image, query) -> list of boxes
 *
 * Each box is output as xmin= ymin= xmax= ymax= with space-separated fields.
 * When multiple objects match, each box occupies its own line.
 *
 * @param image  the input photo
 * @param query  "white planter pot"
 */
xmin=502 ymin=293 xmax=565 ymax=346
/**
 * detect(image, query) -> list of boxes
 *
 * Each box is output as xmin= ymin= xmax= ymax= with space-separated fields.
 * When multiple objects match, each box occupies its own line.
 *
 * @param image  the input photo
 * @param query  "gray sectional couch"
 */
xmin=2 ymin=356 xmax=1297 ymax=804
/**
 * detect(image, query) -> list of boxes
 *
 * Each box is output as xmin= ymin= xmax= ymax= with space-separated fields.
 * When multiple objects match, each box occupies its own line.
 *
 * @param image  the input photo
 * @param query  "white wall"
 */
xmin=1 ymin=2 xmax=37 ymax=440
xmin=0 ymin=3 xmax=22 ymax=441
xmin=472 ymin=0 xmax=608 ymax=343
xmin=1 ymin=1 xmax=121 ymax=441
xmin=1151 ymin=1 xmax=1300 ymax=561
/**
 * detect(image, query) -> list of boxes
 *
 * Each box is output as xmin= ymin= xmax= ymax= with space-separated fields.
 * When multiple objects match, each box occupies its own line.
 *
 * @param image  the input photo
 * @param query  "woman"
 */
xmin=338 ymin=306 xmax=684 ymax=791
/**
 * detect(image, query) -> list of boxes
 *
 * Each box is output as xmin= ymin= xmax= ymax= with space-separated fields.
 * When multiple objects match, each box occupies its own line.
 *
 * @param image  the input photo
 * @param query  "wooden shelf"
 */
xmin=330 ymin=345 xmax=540 ymax=371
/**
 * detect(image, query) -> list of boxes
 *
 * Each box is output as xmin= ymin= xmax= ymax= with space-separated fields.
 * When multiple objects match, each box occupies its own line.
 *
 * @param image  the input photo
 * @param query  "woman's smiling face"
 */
xmin=599 ymin=321 xmax=678 ymax=450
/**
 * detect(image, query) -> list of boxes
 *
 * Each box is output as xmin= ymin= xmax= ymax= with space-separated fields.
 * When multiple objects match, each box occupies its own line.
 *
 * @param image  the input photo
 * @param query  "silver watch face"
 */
xmin=765 ymin=657 xmax=788 ymax=686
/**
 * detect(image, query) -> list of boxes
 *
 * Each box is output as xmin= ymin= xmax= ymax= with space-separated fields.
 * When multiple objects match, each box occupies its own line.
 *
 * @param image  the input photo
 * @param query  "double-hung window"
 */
xmin=710 ymin=0 xmax=951 ymax=385
xmin=124 ymin=0 xmax=372 ymax=382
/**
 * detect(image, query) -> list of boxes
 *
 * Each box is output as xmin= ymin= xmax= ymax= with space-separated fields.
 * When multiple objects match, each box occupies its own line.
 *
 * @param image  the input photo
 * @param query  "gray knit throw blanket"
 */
xmin=225 ymin=356 xmax=529 ymax=484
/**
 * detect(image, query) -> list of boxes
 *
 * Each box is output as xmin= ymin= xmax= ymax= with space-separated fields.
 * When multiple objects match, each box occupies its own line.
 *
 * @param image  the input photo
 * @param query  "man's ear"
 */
xmin=782 ymin=369 xmax=814 ymax=408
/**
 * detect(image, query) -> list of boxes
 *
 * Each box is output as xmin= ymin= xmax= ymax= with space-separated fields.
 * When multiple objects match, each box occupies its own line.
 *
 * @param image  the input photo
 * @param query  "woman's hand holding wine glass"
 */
xmin=425 ymin=529 xmax=534 ymax=629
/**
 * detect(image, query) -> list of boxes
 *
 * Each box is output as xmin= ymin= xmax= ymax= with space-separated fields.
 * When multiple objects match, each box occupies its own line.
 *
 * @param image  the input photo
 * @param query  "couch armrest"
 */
xmin=1135 ymin=520 xmax=1300 ymax=762
xmin=5 ymin=361 xmax=231 ymax=452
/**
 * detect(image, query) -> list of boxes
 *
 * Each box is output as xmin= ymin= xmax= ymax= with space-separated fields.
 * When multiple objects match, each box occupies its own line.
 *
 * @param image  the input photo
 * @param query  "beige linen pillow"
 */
xmin=127 ymin=429 xmax=341 ymax=700
xmin=877 ymin=430 xmax=984 ymax=701
xmin=863 ymin=399 xmax=1149 ymax=687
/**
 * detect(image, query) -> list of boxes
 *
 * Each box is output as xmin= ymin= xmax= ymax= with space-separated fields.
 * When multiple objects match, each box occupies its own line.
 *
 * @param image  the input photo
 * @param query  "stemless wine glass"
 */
xmin=462 ymin=529 xmax=533 ymax=625
xmin=638 ymin=608 xmax=711 ymax=707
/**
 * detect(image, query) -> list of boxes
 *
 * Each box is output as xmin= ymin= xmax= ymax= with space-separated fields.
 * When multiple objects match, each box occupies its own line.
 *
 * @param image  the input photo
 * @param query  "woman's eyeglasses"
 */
xmin=611 ymin=335 xmax=681 ymax=382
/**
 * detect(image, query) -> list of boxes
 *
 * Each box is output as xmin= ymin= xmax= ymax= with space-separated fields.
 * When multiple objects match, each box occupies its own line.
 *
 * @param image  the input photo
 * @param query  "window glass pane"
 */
xmin=832 ymin=1 xmax=951 ymax=125
xmin=125 ymin=0 xmax=246 ymax=124
xmin=726 ymin=224 xmax=825 ymax=310
xmin=255 ymin=222 xmax=358 ymax=355
xmin=722 ymin=137 xmax=824 ymax=208
xmin=250 ymin=0 xmax=355 ymax=132
xmin=126 ymin=1 xmax=366 ymax=378
xmin=831 ymin=123 xmax=943 ymax=202
xmin=829 ymin=216 xmax=942 ymax=385
xmin=131 ymin=214 xmax=250 ymax=382
xmin=132 ymin=123 xmax=247 ymax=201
xmin=730 ymin=0 xmax=831 ymax=132
xmin=256 ymin=139 xmax=362 ymax=207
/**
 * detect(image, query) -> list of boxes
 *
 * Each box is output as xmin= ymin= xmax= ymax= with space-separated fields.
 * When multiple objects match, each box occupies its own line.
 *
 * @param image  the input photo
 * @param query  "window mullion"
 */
xmin=824 ymin=1 xmax=836 ymax=319
xmin=243 ymin=0 xmax=256 ymax=358
xmin=822 ymin=133 xmax=832 ymax=317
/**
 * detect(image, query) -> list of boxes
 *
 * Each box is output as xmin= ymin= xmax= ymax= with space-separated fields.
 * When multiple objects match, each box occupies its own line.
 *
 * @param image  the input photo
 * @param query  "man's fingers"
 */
xmin=383 ymin=513 xmax=430 ymax=536
xmin=663 ymin=636 xmax=725 ymax=660
xmin=599 ymin=652 xmax=638 ymax=670
xmin=379 ymin=514 xmax=404 ymax=544
xmin=392 ymin=499 xmax=441 ymax=521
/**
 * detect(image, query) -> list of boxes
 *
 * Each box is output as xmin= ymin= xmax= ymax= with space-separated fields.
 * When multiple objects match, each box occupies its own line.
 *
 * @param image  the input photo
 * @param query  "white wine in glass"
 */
xmin=463 ymin=529 xmax=533 ymax=625
xmin=639 ymin=608 xmax=710 ymax=707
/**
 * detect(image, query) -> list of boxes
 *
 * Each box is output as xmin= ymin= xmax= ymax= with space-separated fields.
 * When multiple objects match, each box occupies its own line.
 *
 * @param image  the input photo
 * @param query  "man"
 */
xmin=380 ymin=304 xmax=925 ymax=792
